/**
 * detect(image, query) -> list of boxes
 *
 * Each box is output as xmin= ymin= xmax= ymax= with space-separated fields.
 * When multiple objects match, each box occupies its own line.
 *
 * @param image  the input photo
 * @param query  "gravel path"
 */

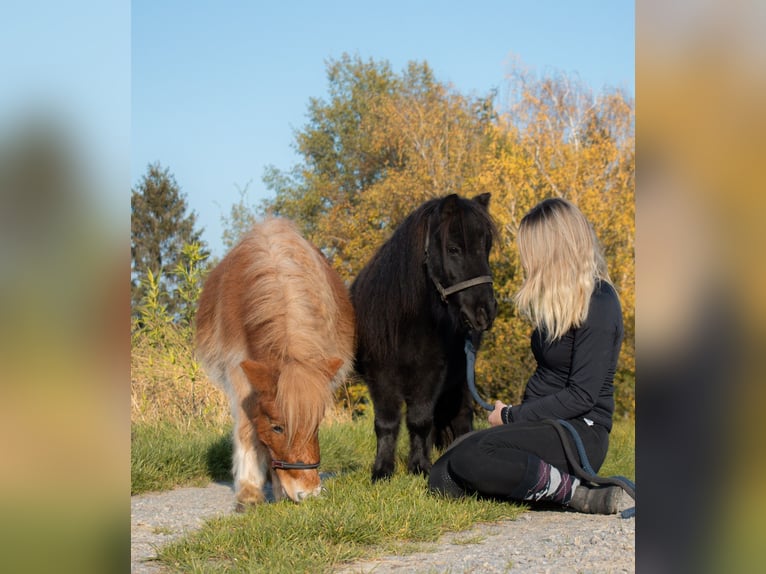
xmin=131 ymin=482 xmax=634 ymax=573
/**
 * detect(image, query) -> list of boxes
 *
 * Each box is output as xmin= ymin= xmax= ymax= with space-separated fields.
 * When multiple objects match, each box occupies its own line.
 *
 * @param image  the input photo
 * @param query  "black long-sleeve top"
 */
xmin=503 ymin=280 xmax=624 ymax=432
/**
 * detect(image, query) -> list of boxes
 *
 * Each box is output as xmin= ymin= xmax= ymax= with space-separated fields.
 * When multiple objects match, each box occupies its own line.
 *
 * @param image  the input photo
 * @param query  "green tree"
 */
xmin=263 ymin=54 xmax=400 ymax=243
xmin=131 ymin=162 xmax=208 ymax=318
xmin=261 ymin=54 xmax=496 ymax=281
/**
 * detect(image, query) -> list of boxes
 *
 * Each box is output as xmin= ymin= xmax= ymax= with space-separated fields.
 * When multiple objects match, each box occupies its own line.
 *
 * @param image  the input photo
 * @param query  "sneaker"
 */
xmin=428 ymin=461 xmax=468 ymax=498
xmin=568 ymin=484 xmax=622 ymax=514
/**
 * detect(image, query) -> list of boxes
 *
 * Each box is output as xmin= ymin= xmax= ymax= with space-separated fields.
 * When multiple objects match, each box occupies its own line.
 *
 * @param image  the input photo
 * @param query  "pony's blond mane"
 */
xmin=195 ymin=217 xmax=354 ymax=445
xmin=239 ymin=220 xmax=342 ymax=363
xmin=276 ymin=361 xmax=335 ymax=445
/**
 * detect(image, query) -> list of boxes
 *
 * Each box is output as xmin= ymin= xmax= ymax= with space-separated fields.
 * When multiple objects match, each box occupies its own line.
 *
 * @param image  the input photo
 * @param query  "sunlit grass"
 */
xmin=157 ymin=469 xmax=522 ymax=573
xmin=132 ymin=414 xmax=634 ymax=573
xmin=601 ymin=416 xmax=635 ymax=481
xmin=131 ymin=420 xmax=231 ymax=495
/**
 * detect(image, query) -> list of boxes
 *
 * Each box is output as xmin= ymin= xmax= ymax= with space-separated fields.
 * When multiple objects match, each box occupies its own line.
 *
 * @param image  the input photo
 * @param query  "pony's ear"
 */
xmin=240 ymin=360 xmax=277 ymax=397
xmin=440 ymin=194 xmax=460 ymax=219
xmin=473 ymin=193 xmax=491 ymax=209
xmin=321 ymin=357 xmax=344 ymax=379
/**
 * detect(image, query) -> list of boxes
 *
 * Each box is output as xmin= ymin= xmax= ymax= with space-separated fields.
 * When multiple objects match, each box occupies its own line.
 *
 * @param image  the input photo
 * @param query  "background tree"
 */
xmin=131 ymin=162 xmax=208 ymax=320
xmin=480 ymin=67 xmax=635 ymax=413
xmin=219 ymin=181 xmax=259 ymax=251
xmin=262 ymin=54 xmax=496 ymax=281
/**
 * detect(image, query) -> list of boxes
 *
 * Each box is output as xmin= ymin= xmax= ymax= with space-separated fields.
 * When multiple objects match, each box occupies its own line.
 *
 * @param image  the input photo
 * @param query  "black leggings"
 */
xmin=430 ymin=419 xmax=609 ymax=501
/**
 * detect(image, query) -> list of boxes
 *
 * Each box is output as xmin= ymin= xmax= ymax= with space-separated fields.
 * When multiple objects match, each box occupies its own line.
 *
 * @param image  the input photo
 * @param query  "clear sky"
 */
xmin=132 ymin=1 xmax=634 ymax=258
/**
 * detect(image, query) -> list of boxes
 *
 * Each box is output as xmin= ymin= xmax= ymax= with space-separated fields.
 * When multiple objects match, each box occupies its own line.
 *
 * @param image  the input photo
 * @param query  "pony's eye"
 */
xmin=447 ymin=245 xmax=461 ymax=255
xmin=271 ymin=424 xmax=284 ymax=434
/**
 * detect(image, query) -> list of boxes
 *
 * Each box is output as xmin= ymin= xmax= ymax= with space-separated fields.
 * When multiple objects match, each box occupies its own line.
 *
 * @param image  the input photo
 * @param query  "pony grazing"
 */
xmin=195 ymin=218 xmax=354 ymax=505
xmin=351 ymin=193 xmax=497 ymax=482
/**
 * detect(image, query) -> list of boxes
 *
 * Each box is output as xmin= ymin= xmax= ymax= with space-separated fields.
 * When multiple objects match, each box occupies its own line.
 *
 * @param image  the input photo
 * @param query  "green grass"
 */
xmin=600 ymin=417 xmax=635 ymax=480
xmin=132 ymin=414 xmax=634 ymax=573
xmin=131 ymin=420 xmax=232 ymax=495
xmin=157 ymin=470 xmax=521 ymax=573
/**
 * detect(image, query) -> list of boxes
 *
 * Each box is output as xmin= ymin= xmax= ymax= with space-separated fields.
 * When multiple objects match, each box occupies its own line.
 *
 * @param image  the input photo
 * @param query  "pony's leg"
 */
xmin=434 ymin=384 xmax=474 ymax=450
xmin=226 ymin=365 xmax=270 ymax=506
xmin=232 ymin=411 xmax=270 ymax=506
xmin=450 ymin=383 xmax=475 ymax=437
xmin=270 ymin=469 xmax=285 ymax=502
xmin=370 ymin=390 xmax=403 ymax=482
xmin=405 ymin=397 xmax=436 ymax=476
xmin=433 ymin=354 xmax=474 ymax=450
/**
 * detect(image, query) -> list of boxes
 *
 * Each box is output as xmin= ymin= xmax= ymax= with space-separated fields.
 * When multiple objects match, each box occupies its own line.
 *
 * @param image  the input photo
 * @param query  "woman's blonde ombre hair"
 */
xmin=513 ymin=197 xmax=611 ymax=341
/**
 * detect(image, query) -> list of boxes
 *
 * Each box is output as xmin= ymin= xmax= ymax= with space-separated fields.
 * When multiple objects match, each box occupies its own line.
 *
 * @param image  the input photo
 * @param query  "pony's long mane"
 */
xmin=237 ymin=223 xmax=341 ymax=364
xmin=275 ymin=360 xmax=334 ymax=445
xmin=196 ymin=218 xmax=354 ymax=445
xmin=351 ymin=196 xmax=496 ymax=360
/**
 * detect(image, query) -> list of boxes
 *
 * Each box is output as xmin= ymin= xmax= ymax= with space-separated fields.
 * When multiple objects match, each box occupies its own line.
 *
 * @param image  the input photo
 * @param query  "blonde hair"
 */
xmin=513 ymin=197 xmax=611 ymax=341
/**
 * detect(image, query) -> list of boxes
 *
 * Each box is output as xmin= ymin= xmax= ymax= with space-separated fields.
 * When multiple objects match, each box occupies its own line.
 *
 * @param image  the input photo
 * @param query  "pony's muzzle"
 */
xmin=281 ymin=476 xmax=323 ymax=502
xmin=460 ymin=304 xmax=492 ymax=334
xmin=293 ymin=484 xmax=323 ymax=502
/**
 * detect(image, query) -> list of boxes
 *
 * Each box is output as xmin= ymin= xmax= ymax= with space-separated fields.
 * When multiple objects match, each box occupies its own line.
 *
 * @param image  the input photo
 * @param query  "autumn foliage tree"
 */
xmin=259 ymin=54 xmax=635 ymax=416
xmin=483 ymin=68 xmax=635 ymax=413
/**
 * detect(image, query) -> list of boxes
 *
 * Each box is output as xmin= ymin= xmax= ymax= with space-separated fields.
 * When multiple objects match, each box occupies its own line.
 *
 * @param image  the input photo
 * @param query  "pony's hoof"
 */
xmin=371 ymin=467 xmax=393 ymax=482
xmin=235 ymin=484 xmax=265 ymax=508
xmin=408 ymin=460 xmax=432 ymax=477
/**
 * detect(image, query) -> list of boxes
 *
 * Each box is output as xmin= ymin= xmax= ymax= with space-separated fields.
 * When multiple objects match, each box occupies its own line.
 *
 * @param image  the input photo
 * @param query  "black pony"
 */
xmin=351 ymin=193 xmax=497 ymax=481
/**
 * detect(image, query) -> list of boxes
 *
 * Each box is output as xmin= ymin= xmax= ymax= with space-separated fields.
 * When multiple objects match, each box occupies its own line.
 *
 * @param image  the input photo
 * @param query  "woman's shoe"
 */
xmin=567 ymin=484 xmax=622 ymax=514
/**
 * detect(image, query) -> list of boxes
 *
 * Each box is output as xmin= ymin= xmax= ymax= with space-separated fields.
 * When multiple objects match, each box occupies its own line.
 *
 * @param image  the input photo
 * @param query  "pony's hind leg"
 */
xmin=370 ymin=392 xmax=403 ymax=482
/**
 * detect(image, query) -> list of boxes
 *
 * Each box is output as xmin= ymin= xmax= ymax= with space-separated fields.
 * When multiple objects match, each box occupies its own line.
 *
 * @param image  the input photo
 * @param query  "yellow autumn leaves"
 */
xmin=263 ymin=56 xmax=634 ymax=415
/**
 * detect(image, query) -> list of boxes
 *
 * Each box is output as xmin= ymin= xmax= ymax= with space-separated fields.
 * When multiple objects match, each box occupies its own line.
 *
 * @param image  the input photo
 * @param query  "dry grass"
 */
xmin=131 ymin=325 xmax=359 ymax=429
xmin=131 ymin=327 xmax=229 ymax=427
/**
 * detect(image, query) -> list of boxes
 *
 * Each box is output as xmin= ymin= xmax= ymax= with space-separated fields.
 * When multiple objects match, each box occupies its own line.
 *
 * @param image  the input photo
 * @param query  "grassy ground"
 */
xmin=132 ymin=413 xmax=634 ymax=573
xmin=157 ymin=469 xmax=521 ymax=573
xmin=131 ymin=420 xmax=231 ymax=495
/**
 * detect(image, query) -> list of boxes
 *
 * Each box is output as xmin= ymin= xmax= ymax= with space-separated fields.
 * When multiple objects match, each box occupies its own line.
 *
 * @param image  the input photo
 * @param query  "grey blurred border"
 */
xmin=0 ymin=2 xmax=129 ymax=573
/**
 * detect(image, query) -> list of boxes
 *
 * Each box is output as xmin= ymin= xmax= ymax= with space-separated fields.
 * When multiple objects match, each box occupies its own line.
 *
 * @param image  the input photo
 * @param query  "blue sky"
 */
xmin=132 ymin=1 xmax=634 ymax=258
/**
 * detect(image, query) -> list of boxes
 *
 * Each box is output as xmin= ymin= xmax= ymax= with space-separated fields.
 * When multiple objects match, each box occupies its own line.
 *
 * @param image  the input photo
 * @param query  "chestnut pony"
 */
xmin=195 ymin=218 xmax=354 ymax=505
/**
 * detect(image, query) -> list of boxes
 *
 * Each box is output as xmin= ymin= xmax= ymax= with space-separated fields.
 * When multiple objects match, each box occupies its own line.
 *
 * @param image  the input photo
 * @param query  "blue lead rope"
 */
xmin=556 ymin=419 xmax=636 ymax=519
xmin=464 ymin=337 xmax=636 ymax=519
xmin=464 ymin=338 xmax=494 ymax=411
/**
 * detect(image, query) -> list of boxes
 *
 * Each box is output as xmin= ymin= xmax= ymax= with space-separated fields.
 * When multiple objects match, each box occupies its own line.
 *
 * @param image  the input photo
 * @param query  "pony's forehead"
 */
xmin=435 ymin=205 xmax=494 ymax=239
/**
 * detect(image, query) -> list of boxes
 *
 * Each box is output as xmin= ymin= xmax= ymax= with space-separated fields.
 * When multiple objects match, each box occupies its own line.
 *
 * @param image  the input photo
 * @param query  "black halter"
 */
xmin=424 ymin=227 xmax=493 ymax=303
xmin=271 ymin=459 xmax=320 ymax=470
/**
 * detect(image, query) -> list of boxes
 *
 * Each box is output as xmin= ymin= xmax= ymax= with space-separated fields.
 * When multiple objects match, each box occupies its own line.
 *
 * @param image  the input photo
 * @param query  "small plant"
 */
xmin=134 ymin=268 xmax=174 ymax=344
xmin=173 ymin=242 xmax=208 ymax=332
xmin=131 ymin=242 xmax=228 ymax=426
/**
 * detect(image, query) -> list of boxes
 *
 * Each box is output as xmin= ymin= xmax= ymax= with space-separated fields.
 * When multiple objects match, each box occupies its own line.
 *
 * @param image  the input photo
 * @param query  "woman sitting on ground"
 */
xmin=429 ymin=197 xmax=625 ymax=514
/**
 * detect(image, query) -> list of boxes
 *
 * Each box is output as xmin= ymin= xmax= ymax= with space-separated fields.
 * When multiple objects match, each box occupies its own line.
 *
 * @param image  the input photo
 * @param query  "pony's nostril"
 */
xmin=462 ymin=307 xmax=489 ymax=332
xmin=476 ymin=307 xmax=488 ymax=330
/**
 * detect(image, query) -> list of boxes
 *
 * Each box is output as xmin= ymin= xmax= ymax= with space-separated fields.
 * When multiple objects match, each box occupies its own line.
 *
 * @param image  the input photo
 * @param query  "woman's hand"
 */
xmin=488 ymin=400 xmax=508 ymax=426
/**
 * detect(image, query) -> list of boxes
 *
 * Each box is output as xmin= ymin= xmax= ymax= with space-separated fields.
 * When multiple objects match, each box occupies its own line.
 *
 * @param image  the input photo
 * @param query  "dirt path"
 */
xmin=131 ymin=481 xmax=634 ymax=573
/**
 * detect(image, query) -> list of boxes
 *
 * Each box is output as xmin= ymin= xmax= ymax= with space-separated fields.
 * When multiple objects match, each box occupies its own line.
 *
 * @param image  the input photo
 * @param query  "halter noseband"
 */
xmin=424 ymin=227 xmax=493 ymax=303
xmin=271 ymin=459 xmax=320 ymax=470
